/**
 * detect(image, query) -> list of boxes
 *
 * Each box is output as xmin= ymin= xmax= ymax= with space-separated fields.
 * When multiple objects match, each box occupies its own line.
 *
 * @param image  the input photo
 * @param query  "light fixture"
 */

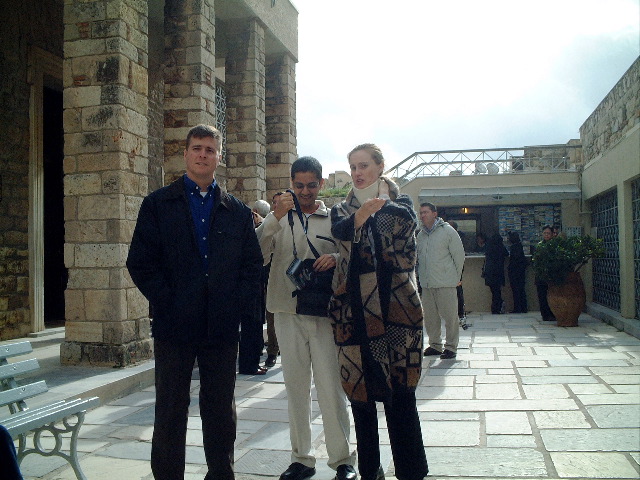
xmin=462 ymin=207 xmax=468 ymax=214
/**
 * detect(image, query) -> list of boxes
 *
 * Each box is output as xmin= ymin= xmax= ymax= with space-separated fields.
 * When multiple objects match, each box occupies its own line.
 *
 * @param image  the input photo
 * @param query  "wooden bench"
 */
xmin=0 ymin=341 xmax=100 ymax=480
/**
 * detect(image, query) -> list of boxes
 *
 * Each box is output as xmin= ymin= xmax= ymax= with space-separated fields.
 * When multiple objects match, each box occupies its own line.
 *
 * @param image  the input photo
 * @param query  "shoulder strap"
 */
xmin=288 ymin=193 xmax=322 ymax=259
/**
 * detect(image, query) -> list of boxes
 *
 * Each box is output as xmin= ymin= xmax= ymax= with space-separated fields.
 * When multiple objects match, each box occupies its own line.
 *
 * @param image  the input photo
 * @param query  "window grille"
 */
xmin=632 ymin=178 xmax=640 ymax=320
xmin=591 ymin=189 xmax=621 ymax=311
xmin=215 ymin=83 xmax=227 ymax=163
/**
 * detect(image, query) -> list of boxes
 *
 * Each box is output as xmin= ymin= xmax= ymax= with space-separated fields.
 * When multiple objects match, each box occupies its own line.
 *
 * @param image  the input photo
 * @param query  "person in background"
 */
xmin=127 ymin=124 xmax=263 ymax=480
xmin=237 ymin=199 xmax=273 ymax=375
xmin=417 ymin=203 xmax=465 ymax=360
xmin=257 ymin=158 xmax=356 ymax=480
xmin=263 ymin=192 xmax=284 ymax=368
xmin=330 ymin=143 xmax=428 ymax=480
xmin=476 ymin=232 xmax=487 ymax=253
xmin=535 ymin=225 xmax=556 ymax=322
xmin=507 ymin=231 xmax=528 ymax=313
xmin=483 ymin=233 xmax=509 ymax=314
xmin=448 ymin=220 xmax=466 ymax=321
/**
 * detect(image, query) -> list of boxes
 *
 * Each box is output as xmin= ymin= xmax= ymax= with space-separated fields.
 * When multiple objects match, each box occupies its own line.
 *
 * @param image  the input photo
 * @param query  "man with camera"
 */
xmin=256 ymin=157 xmax=356 ymax=480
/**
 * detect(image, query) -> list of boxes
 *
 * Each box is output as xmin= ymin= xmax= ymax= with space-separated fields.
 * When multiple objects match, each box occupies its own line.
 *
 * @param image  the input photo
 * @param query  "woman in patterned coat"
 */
xmin=329 ymin=143 xmax=428 ymax=480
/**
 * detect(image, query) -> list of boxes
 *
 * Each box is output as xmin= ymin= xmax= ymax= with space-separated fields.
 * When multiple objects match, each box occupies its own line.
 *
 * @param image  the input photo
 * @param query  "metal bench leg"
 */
xmin=16 ymin=412 xmax=89 ymax=480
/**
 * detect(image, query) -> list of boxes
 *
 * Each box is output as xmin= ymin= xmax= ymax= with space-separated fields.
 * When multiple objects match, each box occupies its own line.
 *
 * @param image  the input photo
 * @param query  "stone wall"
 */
xmin=60 ymin=0 xmax=153 ymax=366
xmin=0 ymin=0 xmax=64 ymax=340
xmin=580 ymin=57 xmax=640 ymax=163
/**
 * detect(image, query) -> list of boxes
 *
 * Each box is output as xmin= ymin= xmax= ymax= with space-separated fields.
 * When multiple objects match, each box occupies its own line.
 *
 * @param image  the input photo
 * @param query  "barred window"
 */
xmin=215 ymin=82 xmax=227 ymax=163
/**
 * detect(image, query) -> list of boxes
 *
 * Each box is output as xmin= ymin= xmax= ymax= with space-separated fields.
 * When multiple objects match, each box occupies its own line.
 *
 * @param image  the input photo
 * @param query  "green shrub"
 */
xmin=532 ymin=235 xmax=605 ymax=284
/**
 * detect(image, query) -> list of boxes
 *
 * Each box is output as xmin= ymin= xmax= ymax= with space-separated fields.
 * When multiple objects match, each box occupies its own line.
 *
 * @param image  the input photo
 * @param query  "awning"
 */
xmin=418 ymin=184 xmax=581 ymax=206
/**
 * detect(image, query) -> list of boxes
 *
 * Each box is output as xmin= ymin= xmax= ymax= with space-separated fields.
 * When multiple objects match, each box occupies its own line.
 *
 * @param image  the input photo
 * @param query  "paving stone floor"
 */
xmin=15 ymin=313 xmax=640 ymax=479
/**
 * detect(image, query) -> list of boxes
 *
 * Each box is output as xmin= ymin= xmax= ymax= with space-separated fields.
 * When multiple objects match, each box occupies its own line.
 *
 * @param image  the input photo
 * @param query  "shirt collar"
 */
xmin=183 ymin=174 xmax=216 ymax=194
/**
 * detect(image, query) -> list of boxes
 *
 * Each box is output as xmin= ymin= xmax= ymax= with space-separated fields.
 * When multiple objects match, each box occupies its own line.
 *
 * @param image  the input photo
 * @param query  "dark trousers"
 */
xmin=351 ymin=388 xmax=428 ymax=480
xmin=510 ymin=279 xmax=528 ymax=313
xmin=238 ymin=316 xmax=264 ymax=373
xmin=265 ymin=310 xmax=279 ymax=356
xmin=536 ymin=282 xmax=555 ymax=320
xmin=489 ymin=284 xmax=503 ymax=314
xmin=152 ymin=339 xmax=237 ymax=480
xmin=456 ymin=284 xmax=465 ymax=317
xmin=0 ymin=425 xmax=22 ymax=480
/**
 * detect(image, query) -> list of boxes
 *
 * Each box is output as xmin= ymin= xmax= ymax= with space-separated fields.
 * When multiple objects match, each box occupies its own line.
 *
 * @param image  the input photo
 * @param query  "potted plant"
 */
xmin=532 ymin=235 xmax=605 ymax=326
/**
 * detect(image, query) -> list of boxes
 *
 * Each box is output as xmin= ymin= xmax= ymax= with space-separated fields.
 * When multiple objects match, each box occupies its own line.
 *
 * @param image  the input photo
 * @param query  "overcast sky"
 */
xmin=293 ymin=0 xmax=640 ymax=176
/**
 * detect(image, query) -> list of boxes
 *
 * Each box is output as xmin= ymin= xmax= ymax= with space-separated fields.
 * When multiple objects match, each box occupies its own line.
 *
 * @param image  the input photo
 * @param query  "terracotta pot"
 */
xmin=547 ymin=271 xmax=586 ymax=327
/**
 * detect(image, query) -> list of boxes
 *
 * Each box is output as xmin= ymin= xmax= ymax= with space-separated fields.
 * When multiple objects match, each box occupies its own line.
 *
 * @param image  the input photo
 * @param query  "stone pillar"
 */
xmin=163 ymin=0 xmax=217 ymax=186
xmin=265 ymin=54 xmax=297 ymax=199
xmin=225 ymin=19 xmax=266 ymax=204
xmin=61 ymin=0 xmax=152 ymax=366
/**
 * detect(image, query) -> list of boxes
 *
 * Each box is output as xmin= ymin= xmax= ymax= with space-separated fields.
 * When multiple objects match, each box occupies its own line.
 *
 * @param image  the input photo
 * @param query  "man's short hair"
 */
xmin=542 ymin=224 xmax=553 ymax=232
xmin=420 ymin=202 xmax=437 ymax=212
xmin=185 ymin=124 xmax=222 ymax=149
xmin=253 ymin=200 xmax=270 ymax=217
xmin=291 ymin=156 xmax=322 ymax=181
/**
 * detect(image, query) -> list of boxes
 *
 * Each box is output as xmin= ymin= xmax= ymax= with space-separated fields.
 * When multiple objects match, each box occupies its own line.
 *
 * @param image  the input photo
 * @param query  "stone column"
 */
xmin=265 ymin=54 xmax=297 ymax=199
xmin=225 ymin=19 xmax=266 ymax=204
xmin=61 ymin=0 xmax=152 ymax=366
xmin=163 ymin=0 xmax=217 ymax=186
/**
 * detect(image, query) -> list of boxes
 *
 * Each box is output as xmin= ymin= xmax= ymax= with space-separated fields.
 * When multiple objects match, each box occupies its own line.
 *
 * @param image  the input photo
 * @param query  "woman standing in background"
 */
xmin=483 ymin=233 xmax=509 ymax=314
xmin=507 ymin=231 xmax=528 ymax=313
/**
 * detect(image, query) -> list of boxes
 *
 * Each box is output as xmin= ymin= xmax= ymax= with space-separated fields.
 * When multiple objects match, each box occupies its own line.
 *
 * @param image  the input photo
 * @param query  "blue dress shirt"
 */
xmin=183 ymin=174 xmax=216 ymax=273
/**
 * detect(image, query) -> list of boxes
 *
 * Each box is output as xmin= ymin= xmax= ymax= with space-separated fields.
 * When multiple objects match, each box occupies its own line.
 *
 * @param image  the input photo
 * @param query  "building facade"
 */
xmin=0 ymin=0 xmax=298 ymax=366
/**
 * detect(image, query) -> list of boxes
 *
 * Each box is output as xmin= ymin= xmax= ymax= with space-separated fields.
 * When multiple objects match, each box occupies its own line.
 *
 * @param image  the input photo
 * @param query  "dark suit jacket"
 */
xmin=126 ymin=176 xmax=262 ymax=344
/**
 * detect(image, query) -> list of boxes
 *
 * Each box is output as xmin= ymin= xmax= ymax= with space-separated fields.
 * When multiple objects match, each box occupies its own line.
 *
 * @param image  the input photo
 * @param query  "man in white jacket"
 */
xmin=416 ymin=202 xmax=465 ymax=360
xmin=256 ymin=157 xmax=356 ymax=480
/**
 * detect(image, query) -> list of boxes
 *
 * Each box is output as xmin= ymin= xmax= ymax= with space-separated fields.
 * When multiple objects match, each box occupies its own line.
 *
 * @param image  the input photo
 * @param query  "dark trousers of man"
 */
xmin=238 ymin=315 xmax=264 ymax=373
xmin=0 ymin=424 xmax=23 ymax=480
xmin=351 ymin=388 xmax=428 ymax=480
xmin=536 ymin=282 xmax=555 ymax=320
xmin=152 ymin=339 xmax=237 ymax=480
xmin=510 ymin=279 xmax=528 ymax=313
xmin=456 ymin=284 xmax=465 ymax=318
xmin=489 ymin=284 xmax=503 ymax=314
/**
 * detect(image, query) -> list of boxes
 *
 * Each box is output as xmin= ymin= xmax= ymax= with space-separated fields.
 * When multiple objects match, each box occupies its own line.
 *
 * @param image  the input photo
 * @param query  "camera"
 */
xmin=286 ymin=258 xmax=314 ymax=290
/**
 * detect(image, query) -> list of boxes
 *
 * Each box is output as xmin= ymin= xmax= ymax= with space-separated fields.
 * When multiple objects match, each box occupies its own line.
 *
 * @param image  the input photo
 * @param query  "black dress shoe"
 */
xmin=361 ymin=465 xmax=384 ymax=480
xmin=335 ymin=464 xmax=357 ymax=480
xmin=423 ymin=347 xmax=442 ymax=356
xmin=440 ymin=349 xmax=457 ymax=359
xmin=264 ymin=354 xmax=277 ymax=368
xmin=280 ymin=462 xmax=316 ymax=480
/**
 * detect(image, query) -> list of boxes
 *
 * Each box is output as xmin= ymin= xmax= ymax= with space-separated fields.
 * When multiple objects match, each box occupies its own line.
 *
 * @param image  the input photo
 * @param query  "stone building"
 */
xmin=0 ymin=0 xmax=298 ymax=366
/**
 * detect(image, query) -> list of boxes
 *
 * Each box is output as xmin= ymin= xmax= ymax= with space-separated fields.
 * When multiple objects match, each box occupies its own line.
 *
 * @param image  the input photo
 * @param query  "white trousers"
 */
xmin=274 ymin=312 xmax=356 ymax=469
xmin=422 ymin=287 xmax=460 ymax=353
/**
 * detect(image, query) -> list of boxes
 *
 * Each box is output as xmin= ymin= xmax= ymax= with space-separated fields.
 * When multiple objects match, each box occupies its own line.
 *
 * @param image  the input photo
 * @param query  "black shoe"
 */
xmin=264 ymin=354 xmax=277 ymax=368
xmin=440 ymin=349 xmax=456 ymax=359
xmin=361 ymin=465 xmax=384 ymax=480
xmin=423 ymin=347 xmax=442 ymax=356
xmin=280 ymin=462 xmax=316 ymax=480
xmin=335 ymin=464 xmax=357 ymax=480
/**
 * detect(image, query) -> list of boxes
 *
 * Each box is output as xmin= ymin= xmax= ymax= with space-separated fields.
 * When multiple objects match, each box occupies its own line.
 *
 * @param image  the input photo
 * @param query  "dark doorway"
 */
xmin=43 ymin=86 xmax=66 ymax=327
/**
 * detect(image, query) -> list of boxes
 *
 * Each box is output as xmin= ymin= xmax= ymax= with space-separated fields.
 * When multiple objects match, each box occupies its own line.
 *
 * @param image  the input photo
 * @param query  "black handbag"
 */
xmin=285 ymin=192 xmax=335 ymax=316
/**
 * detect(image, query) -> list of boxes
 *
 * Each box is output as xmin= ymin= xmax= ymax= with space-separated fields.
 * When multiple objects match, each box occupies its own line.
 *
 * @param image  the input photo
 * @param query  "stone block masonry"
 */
xmin=60 ymin=0 xmax=152 ymax=366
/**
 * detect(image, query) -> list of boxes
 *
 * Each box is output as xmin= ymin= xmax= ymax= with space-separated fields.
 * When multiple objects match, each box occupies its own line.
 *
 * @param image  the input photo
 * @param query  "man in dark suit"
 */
xmin=127 ymin=124 xmax=262 ymax=480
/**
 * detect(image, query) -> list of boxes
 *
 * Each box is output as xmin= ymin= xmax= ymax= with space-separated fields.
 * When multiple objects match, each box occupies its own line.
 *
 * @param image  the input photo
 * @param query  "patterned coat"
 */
xmin=329 ymin=178 xmax=424 ymax=403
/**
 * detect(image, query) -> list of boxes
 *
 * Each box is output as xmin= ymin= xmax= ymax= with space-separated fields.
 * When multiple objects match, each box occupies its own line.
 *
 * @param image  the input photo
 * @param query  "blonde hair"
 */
xmin=347 ymin=143 xmax=385 ymax=166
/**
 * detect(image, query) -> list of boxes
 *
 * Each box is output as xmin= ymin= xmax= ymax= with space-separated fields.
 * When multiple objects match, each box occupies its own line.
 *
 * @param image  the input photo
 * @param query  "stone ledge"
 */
xmin=586 ymin=302 xmax=640 ymax=339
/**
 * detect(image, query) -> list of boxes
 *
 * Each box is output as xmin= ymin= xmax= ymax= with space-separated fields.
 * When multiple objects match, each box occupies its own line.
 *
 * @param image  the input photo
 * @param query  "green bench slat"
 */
xmin=0 ymin=341 xmax=33 ymax=361
xmin=2 ymin=397 xmax=100 ymax=439
xmin=0 ymin=359 xmax=41 ymax=381
xmin=0 ymin=381 xmax=48 ymax=408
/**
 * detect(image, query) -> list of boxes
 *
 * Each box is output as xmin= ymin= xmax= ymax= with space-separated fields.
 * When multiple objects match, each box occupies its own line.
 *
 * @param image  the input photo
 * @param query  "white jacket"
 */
xmin=416 ymin=218 xmax=465 ymax=289
xmin=256 ymin=201 xmax=338 ymax=314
